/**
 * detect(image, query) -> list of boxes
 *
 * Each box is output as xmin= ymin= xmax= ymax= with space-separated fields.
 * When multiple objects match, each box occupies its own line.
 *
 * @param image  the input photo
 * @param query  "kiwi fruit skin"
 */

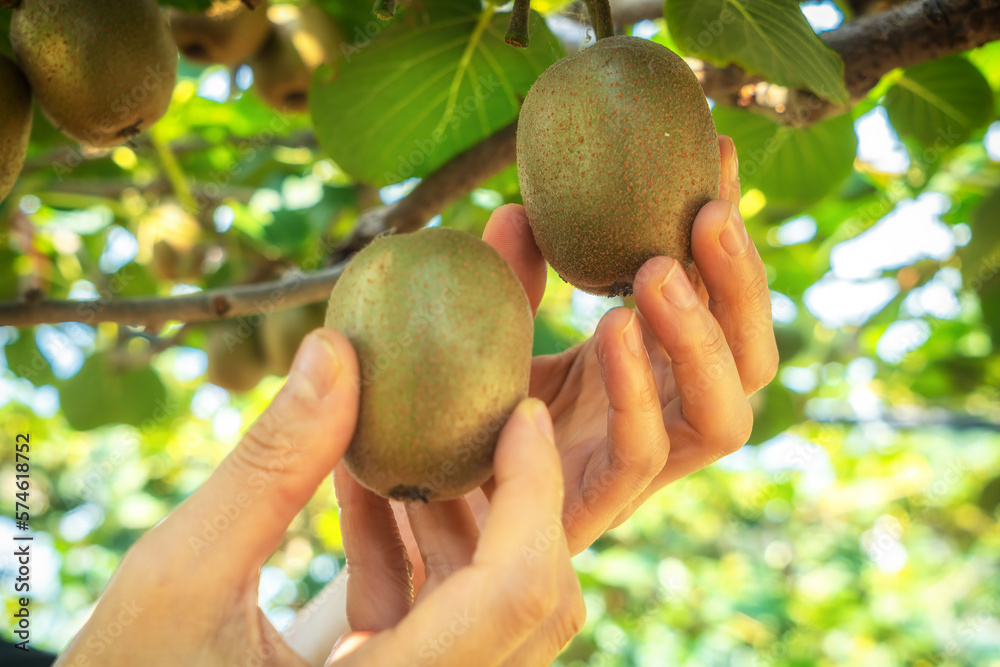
xmin=10 ymin=0 xmax=178 ymax=148
xmin=249 ymin=5 xmax=342 ymax=113
xmin=207 ymin=318 xmax=269 ymax=393
xmin=517 ymin=36 xmax=720 ymax=297
xmin=326 ymin=228 xmax=533 ymax=502
xmin=0 ymin=54 xmax=32 ymax=204
xmin=260 ymin=303 xmax=325 ymax=376
xmin=169 ymin=0 xmax=272 ymax=66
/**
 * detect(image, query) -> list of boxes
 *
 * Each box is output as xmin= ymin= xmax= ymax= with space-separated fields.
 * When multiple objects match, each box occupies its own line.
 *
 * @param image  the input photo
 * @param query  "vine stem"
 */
xmin=505 ymin=0 xmax=532 ymax=48
xmin=374 ymin=0 xmax=397 ymax=21
xmin=584 ymin=0 xmax=615 ymax=40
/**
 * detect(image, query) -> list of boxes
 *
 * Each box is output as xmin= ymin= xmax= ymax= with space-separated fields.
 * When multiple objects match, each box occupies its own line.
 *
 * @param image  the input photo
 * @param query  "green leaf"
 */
xmin=310 ymin=4 xmax=562 ymax=186
xmin=4 ymin=330 xmax=56 ymax=387
xmin=58 ymin=353 xmax=168 ymax=431
xmin=664 ymin=0 xmax=849 ymax=104
xmin=960 ymin=188 xmax=1000 ymax=288
xmin=883 ymin=56 xmax=995 ymax=148
xmin=532 ymin=314 xmax=584 ymax=356
xmin=712 ymin=104 xmax=857 ymax=208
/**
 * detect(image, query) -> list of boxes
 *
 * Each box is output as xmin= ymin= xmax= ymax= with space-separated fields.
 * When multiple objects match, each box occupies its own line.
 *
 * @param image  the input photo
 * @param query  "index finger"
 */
xmin=335 ymin=399 xmax=566 ymax=667
xmin=483 ymin=203 xmax=548 ymax=316
xmin=718 ymin=134 xmax=741 ymax=204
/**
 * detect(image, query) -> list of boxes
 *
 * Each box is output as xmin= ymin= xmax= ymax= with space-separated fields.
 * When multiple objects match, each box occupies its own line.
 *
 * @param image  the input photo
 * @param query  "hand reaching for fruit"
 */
xmin=483 ymin=135 xmax=779 ymax=554
xmin=54 ymin=332 xmax=582 ymax=667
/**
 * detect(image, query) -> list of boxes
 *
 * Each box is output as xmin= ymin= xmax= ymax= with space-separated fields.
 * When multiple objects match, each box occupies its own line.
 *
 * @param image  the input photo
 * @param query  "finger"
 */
xmin=565 ymin=307 xmax=669 ymax=554
xmin=691 ymin=198 xmax=778 ymax=395
xmin=405 ymin=498 xmax=479 ymax=598
xmin=483 ymin=203 xmax=547 ymax=315
xmin=335 ymin=465 xmax=414 ymax=632
xmin=633 ymin=256 xmax=754 ymax=472
xmin=342 ymin=399 xmax=565 ymax=667
xmin=157 ymin=329 xmax=359 ymax=574
xmin=391 ymin=501 xmax=426 ymax=592
xmin=328 ymin=631 xmax=374 ymax=662
xmin=500 ymin=539 xmax=586 ymax=666
xmin=718 ymin=135 xmax=742 ymax=204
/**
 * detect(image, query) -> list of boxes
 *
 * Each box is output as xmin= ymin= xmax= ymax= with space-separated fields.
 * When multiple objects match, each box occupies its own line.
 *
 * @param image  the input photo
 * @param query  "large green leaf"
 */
xmin=712 ymin=104 xmax=857 ymax=208
xmin=664 ymin=0 xmax=849 ymax=105
xmin=58 ymin=353 xmax=168 ymax=431
xmin=883 ymin=56 xmax=995 ymax=148
xmin=310 ymin=3 xmax=562 ymax=186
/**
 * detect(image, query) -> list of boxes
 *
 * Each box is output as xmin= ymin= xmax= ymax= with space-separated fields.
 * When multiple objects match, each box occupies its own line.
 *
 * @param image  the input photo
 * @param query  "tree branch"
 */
xmin=608 ymin=0 xmax=1000 ymax=124
xmin=0 ymin=123 xmax=519 ymax=327
xmin=0 ymin=263 xmax=348 ymax=328
xmin=827 ymin=0 xmax=1000 ymax=99
xmin=327 ymin=121 xmax=518 ymax=264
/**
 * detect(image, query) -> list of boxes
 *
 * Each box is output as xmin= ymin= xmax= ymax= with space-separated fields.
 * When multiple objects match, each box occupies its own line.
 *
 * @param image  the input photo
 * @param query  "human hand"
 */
xmin=56 ymin=329 xmax=360 ymax=666
xmin=328 ymin=398 xmax=585 ymax=667
xmin=482 ymin=136 xmax=779 ymax=554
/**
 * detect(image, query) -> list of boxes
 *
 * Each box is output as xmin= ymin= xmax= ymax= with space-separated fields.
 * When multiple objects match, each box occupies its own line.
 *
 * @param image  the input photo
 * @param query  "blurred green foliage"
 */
xmin=1 ymin=0 xmax=999 ymax=665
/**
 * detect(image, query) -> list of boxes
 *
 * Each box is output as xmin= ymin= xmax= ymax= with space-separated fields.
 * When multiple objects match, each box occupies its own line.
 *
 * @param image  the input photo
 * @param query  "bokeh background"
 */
xmin=1 ymin=0 xmax=999 ymax=665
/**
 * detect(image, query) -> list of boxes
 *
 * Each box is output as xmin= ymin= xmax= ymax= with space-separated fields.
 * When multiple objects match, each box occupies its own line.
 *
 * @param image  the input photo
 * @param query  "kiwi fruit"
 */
xmin=0 ymin=54 xmax=32 ymax=204
xmin=169 ymin=0 xmax=272 ymax=66
xmin=10 ymin=0 xmax=178 ymax=148
xmin=249 ymin=5 xmax=342 ymax=113
xmin=207 ymin=318 xmax=268 ymax=393
xmin=326 ymin=228 xmax=533 ymax=502
xmin=260 ymin=303 xmax=325 ymax=376
xmin=517 ymin=36 xmax=720 ymax=297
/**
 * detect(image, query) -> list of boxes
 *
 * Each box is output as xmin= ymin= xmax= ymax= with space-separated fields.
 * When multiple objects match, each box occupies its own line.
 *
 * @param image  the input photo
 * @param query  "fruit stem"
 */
xmin=240 ymin=0 xmax=261 ymax=9
xmin=374 ymin=0 xmax=397 ymax=21
xmin=0 ymin=0 xmax=22 ymax=8
xmin=584 ymin=0 xmax=615 ymax=41
xmin=504 ymin=0 xmax=531 ymax=48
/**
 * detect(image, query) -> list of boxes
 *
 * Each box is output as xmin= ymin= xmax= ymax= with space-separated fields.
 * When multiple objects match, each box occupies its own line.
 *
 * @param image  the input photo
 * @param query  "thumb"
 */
xmin=164 ymin=328 xmax=359 ymax=573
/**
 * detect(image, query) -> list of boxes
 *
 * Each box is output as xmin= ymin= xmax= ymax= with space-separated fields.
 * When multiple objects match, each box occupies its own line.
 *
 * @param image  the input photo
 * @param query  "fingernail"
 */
xmin=660 ymin=262 xmax=698 ymax=310
xmin=623 ymin=312 xmax=644 ymax=355
xmin=528 ymin=399 xmax=554 ymax=442
xmin=720 ymin=135 xmax=734 ymax=163
xmin=290 ymin=330 xmax=341 ymax=398
xmin=720 ymin=203 xmax=750 ymax=256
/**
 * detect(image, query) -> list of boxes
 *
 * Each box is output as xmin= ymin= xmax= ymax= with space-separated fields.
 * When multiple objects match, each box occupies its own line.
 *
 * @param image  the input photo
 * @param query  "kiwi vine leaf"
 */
xmin=664 ymin=0 xmax=850 ymax=105
xmin=883 ymin=56 xmax=996 ymax=148
xmin=311 ymin=0 xmax=563 ymax=185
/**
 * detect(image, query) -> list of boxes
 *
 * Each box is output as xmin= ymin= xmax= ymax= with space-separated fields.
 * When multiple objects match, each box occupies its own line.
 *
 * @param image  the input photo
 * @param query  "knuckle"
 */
xmin=743 ymin=266 xmax=770 ymax=310
xmin=229 ymin=425 xmax=300 ymax=505
xmin=698 ymin=325 xmax=729 ymax=362
xmin=725 ymin=402 xmax=754 ymax=454
xmin=759 ymin=345 xmax=779 ymax=388
xmin=637 ymin=373 xmax=662 ymax=414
